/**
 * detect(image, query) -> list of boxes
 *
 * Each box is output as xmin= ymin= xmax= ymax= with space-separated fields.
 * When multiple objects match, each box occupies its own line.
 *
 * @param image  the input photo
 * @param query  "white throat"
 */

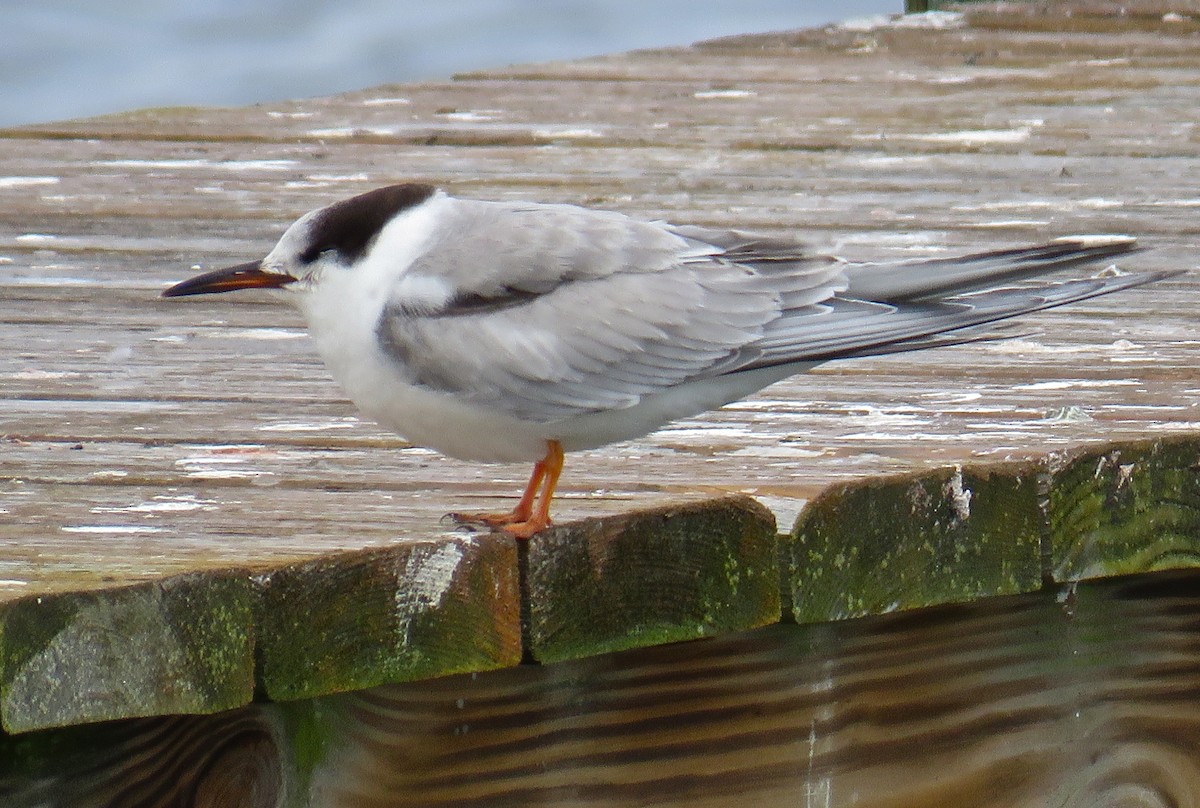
xmin=294 ymin=191 xmax=451 ymax=393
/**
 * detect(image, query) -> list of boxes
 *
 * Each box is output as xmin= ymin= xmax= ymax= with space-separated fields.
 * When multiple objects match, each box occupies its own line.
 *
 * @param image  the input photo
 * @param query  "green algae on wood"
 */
xmin=0 ymin=572 xmax=254 ymax=734
xmin=13 ymin=568 xmax=1200 ymax=807
xmin=785 ymin=463 xmax=1043 ymax=624
xmin=1047 ymin=436 xmax=1200 ymax=583
xmin=526 ymin=496 xmax=779 ymax=664
xmin=257 ymin=535 xmax=521 ymax=701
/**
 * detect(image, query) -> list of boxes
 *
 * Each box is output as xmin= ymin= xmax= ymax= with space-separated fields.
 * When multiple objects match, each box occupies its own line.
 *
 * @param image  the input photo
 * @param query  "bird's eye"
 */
xmin=299 ymin=246 xmax=338 ymax=265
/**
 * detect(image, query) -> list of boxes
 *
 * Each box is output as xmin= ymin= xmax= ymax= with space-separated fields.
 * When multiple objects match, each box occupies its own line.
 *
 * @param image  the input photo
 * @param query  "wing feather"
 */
xmin=374 ymin=197 xmax=1164 ymax=424
xmin=375 ymin=202 xmax=849 ymax=421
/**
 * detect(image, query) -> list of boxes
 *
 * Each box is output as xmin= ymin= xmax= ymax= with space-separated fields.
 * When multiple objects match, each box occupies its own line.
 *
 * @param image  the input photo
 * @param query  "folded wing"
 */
xmin=376 ymin=203 xmax=1172 ymax=423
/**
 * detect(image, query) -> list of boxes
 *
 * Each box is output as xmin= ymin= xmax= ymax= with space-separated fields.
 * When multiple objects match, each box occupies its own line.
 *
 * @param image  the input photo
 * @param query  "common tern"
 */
xmin=164 ymin=183 xmax=1178 ymax=537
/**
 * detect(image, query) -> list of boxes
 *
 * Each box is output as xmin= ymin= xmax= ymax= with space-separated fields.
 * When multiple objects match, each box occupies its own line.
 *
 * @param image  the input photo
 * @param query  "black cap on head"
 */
xmin=298 ymin=183 xmax=437 ymax=265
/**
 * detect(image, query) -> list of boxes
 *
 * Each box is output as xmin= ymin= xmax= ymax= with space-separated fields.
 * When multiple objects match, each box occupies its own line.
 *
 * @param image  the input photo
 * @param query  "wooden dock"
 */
xmin=3 ymin=1 xmax=1200 ymax=804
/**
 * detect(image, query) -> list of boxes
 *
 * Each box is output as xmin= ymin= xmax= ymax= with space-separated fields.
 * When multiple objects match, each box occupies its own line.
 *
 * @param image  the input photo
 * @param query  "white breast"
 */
xmin=291 ymin=194 xmax=555 ymax=463
xmin=287 ymin=194 xmax=815 ymax=463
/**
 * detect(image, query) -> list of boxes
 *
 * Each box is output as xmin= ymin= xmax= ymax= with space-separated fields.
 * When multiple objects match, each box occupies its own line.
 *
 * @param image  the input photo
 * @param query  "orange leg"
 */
xmin=450 ymin=440 xmax=564 ymax=539
xmin=503 ymin=440 xmax=564 ymax=540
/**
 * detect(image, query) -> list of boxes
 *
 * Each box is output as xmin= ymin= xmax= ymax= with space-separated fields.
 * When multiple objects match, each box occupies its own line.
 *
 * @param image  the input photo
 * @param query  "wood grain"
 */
xmin=297 ymin=569 xmax=1200 ymax=808
xmin=2 ymin=0 xmax=1200 ymax=728
xmin=526 ymin=496 xmax=779 ymax=663
xmin=786 ymin=460 xmax=1043 ymax=623
xmin=1048 ymin=435 xmax=1200 ymax=581
xmin=6 ymin=567 xmax=1200 ymax=807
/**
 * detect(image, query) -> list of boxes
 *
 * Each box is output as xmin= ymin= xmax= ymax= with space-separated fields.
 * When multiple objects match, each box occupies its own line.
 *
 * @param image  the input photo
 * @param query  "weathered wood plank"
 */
xmin=526 ymin=496 xmax=778 ymax=663
xmin=5 ymin=566 xmax=1200 ymax=807
xmin=1047 ymin=435 xmax=1200 ymax=582
xmin=784 ymin=461 xmax=1043 ymax=622
xmin=0 ymin=572 xmax=254 ymax=733
xmin=2 ymin=0 xmax=1200 ymax=729
xmin=258 ymin=536 xmax=521 ymax=701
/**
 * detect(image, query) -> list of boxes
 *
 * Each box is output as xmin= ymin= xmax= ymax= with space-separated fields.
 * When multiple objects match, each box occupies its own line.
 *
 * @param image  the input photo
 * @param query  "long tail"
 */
xmin=748 ymin=268 xmax=1182 ymax=368
xmin=827 ymin=270 xmax=1181 ymax=361
xmin=843 ymin=235 xmax=1141 ymax=302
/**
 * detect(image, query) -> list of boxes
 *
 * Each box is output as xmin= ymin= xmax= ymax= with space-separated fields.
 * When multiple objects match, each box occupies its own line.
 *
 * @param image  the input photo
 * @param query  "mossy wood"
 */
xmin=526 ymin=496 xmax=780 ymax=663
xmin=786 ymin=462 xmax=1043 ymax=623
xmin=1048 ymin=435 xmax=1200 ymax=582
xmin=256 ymin=535 xmax=522 ymax=701
xmin=5 ymin=568 xmax=1200 ymax=807
xmin=1 ymin=0 xmax=1198 ymax=746
xmin=0 ymin=572 xmax=254 ymax=734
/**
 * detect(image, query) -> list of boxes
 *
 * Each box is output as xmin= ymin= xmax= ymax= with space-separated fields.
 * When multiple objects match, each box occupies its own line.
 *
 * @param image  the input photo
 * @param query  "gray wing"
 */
xmin=378 ymin=202 xmax=1170 ymax=423
xmin=376 ymin=200 xmax=848 ymax=422
xmin=748 ymin=237 xmax=1172 ymax=367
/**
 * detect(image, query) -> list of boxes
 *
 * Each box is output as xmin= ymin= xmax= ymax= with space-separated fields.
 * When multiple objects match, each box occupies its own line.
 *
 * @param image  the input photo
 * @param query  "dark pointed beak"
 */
xmin=162 ymin=261 xmax=297 ymax=297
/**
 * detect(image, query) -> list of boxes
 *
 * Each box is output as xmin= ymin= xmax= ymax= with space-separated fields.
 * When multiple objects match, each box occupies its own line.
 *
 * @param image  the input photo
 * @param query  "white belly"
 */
xmin=291 ymin=272 xmax=813 ymax=463
xmin=309 ymin=307 xmax=809 ymax=463
xmin=297 ymin=290 xmax=552 ymax=463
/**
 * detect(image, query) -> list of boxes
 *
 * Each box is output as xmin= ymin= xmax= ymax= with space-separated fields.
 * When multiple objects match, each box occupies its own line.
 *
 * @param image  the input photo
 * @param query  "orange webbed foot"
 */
xmin=448 ymin=440 xmax=563 ymax=540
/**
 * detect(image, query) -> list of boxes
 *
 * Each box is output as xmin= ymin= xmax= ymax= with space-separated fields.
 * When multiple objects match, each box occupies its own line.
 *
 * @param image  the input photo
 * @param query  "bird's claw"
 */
xmin=445 ymin=510 xmax=551 ymax=539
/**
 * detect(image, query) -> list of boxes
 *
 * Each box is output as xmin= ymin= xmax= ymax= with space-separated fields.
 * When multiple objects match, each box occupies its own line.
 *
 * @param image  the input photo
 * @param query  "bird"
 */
xmin=163 ymin=183 xmax=1178 ymax=538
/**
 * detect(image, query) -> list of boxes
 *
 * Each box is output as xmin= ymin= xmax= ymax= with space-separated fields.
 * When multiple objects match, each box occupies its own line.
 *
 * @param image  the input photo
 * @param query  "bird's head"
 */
xmin=162 ymin=183 xmax=439 ymax=300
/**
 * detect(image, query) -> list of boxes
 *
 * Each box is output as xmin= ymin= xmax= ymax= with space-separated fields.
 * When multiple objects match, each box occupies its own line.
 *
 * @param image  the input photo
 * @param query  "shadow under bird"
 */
xmin=163 ymin=184 xmax=1180 ymax=537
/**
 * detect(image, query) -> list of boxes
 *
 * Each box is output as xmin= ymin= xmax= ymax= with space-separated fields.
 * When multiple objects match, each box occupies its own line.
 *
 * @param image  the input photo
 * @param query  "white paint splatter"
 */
xmin=308 ymin=173 xmax=372 ymax=183
xmin=532 ymin=127 xmax=604 ymax=139
xmin=4 ymin=369 xmax=80 ymax=380
xmin=102 ymin=158 xmax=298 ymax=171
xmin=92 ymin=495 xmax=217 ymax=515
xmin=362 ymin=97 xmax=412 ymax=106
xmin=1144 ymin=422 xmax=1200 ymax=431
xmin=694 ymin=89 xmax=757 ymax=99
xmin=1014 ymin=379 xmax=1138 ymax=391
xmin=185 ymin=469 xmax=273 ymax=480
xmin=1054 ymin=233 xmax=1135 ymax=245
xmin=395 ymin=542 xmax=466 ymax=640
xmin=437 ymin=110 xmax=502 ymax=122
xmin=963 ymin=219 xmax=1051 ymax=228
xmin=854 ymin=155 xmax=933 ymax=167
xmin=202 ymin=328 xmax=307 ymax=341
xmin=729 ymin=444 xmax=829 ymax=459
xmin=1143 ymin=198 xmax=1200 ymax=208
xmin=944 ymin=466 xmax=972 ymax=522
xmin=175 ymin=447 xmax=273 ymax=480
xmin=89 ymin=470 xmax=129 ymax=479
xmin=307 ymin=126 xmax=398 ymax=138
xmin=840 ymin=11 xmax=964 ymax=32
xmin=257 ymin=418 xmax=358 ymax=432
xmin=61 ymin=525 xmax=165 ymax=534
xmin=0 ymin=176 xmax=60 ymax=189
xmin=901 ymin=128 xmax=1035 ymax=145
xmin=1042 ymin=406 xmax=1093 ymax=423
xmin=923 ymin=392 xmax=984 ymax=404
